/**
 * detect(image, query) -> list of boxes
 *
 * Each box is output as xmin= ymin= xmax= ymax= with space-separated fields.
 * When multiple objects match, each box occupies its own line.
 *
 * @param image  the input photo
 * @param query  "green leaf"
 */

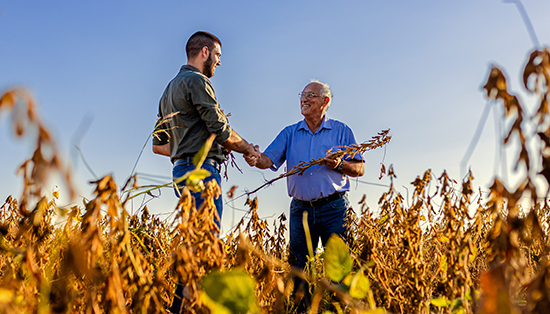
xmin=185 ymin=168 xmax=211 ymax=192
xmin=430 ymin=297 xmax=450 ymax=307
xmin=200 ymin=268 xmax=259 ymax=314
xmin=200 ymin=292 xmax=233 ymax=314
xmin=324 ymin=234 xmax=352 ymax=282
xmin=348 ymin=272 xmax=370 ymax=299
xmin=193 ymin=134 xmax=216 ymax=168
xmin=343 ymin=271 xmax=371 ymax=299
xmin=187 ymin=169 xmax=211 ymax=182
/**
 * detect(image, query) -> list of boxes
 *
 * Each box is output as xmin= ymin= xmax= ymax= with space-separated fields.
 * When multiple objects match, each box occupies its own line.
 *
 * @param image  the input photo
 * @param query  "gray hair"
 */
xmin=310 ymin=79 xmax=332 ymax=108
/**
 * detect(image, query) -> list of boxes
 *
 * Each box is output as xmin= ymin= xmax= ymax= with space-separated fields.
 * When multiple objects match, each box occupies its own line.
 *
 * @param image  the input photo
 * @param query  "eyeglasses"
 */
xmin=299 ymin=92 xmax=322 ymax=99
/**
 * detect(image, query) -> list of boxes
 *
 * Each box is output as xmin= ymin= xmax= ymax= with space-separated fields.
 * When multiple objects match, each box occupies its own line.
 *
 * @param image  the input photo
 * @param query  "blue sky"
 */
xmin=1 ymin=0 xmax=550 ymax=234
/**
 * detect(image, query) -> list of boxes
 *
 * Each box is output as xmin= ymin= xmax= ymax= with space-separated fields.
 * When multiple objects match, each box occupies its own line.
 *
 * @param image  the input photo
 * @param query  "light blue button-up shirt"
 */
xmin=264 ymin=117 xmax=363 ymax=201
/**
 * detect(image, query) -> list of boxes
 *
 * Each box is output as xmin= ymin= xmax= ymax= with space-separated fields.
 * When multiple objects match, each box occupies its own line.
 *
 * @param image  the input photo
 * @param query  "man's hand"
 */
xmin=244 ymin=143 xmax=261 ymax=166
xmin=324 ymin=153 xmax=365 ymax=177
xmin=324 ymin=155 xmax=342 ymax=169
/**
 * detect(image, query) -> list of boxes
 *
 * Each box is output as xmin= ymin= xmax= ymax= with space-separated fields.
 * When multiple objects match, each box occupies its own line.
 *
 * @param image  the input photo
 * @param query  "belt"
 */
xmin=173 ymin=157 xmax=220 ymax=172
xmin=294 ymin=191 xmax=346 ymax=207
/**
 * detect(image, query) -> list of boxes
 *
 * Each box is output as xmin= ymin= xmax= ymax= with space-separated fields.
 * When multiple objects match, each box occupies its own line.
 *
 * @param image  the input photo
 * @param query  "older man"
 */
xmin=247 ymin=80 xmax=364 ymax=310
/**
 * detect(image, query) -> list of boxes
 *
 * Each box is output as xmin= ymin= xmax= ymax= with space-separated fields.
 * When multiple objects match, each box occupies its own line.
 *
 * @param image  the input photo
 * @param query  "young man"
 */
xmin=153 ymin=30 xmax=259 ymax=313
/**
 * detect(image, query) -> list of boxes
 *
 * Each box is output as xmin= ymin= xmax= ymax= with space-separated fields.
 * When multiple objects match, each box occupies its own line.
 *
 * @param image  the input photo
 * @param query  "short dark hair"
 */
xmin=186 ymin=31 xmax=222 ymax=59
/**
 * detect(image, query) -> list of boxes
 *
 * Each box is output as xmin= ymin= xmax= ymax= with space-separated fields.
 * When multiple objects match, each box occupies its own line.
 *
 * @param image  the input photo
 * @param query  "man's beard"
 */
xmin=202 ymin=55 xmax=215 ymax=78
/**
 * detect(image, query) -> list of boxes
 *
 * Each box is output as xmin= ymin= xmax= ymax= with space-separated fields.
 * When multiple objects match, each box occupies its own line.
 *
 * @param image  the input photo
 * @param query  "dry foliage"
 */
xmin=2 ymin=46 xmax=550 ymax=314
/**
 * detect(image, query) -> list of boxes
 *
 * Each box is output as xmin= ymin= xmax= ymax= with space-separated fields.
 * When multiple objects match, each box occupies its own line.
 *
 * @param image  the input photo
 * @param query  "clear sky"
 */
xmin=1 ymin=0 xmax=549 ymax=234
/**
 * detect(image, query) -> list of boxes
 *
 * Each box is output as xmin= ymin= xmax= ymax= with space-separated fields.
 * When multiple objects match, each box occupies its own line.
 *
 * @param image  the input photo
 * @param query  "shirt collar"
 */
xmin=181 ymin=64 xmax=201 ymax=73
xmin=298 ymin=116 xmax=333 ymax=134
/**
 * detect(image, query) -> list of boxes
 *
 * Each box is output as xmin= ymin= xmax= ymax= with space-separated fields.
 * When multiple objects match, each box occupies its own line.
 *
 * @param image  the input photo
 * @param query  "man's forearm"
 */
xmin=341 ymin=160 xmax=365 ymax=177
xmin=153 ymin=143 xmax=171 ymax=157
xmin=255 ymin=153 xmax=274 ymax=169
xmin=222 ymin=130 xmax=255 ymax=156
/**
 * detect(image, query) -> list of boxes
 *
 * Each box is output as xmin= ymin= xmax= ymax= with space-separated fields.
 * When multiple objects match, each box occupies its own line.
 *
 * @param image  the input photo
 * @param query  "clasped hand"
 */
xmin=244 ymin=143 xmax=261 ymax=166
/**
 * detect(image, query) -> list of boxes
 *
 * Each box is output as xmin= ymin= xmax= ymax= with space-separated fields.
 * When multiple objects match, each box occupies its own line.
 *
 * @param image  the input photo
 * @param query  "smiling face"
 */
xmin=202 ymin=43 xmax=222 ymax=78
xmin=300 ymin=82 xmax=329 ymax=119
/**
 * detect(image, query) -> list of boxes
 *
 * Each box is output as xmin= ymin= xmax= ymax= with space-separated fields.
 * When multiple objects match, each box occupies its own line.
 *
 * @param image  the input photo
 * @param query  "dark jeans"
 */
xmin=289 ymin=193 xmax=349 ymax=311
xmin=170 ymin=161 xmax=223 ymax=314
xmin=172 ymin=161 xmax=223 ymax=227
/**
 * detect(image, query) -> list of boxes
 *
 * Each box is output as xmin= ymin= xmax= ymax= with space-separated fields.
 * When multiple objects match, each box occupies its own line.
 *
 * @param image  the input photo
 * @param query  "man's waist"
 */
xmin=293 ymin=191 xmax=346 ymax=207
xmin=173 ymin=156 xmax=221 ymax=171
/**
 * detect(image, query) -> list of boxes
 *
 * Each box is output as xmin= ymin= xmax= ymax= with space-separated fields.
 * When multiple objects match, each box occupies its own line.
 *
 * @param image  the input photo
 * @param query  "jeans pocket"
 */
xmin=329 ymin=195 xmax=349 ymax=210
xmin=290 ymin=199 xmax=302 ymax=213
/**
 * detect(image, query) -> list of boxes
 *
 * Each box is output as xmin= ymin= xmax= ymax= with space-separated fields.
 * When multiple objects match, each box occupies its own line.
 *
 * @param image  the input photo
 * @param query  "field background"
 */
xmin=2 ymin=1 xmax=550 ymax=235
xmin=3 ymin=1 xmax=550 ymax=313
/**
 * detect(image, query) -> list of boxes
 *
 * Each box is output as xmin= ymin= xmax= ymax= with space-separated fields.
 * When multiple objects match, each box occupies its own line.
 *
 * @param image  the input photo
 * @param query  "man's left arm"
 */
xmin=324 ymin=157 xmax=364 ymax=177
xmin=152 ymin=113 xmax=171 ymax=157
xmin=153 ymin=143 xmax=171 ymax=156
xmin=323 ymin=123 xmax=364 ymax=177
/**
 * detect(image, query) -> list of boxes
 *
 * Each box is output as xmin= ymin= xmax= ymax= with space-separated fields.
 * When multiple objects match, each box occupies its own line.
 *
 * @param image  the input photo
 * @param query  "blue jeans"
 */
xmin=289 ymin=193 xmax=349 ymax=268
xmin=289 ymin=193 xmax=349 ymax=311
xmin=172 ymin=162 xmax=223 ymax=227
xmin=171 ymin=162 xmax=223 ymax=313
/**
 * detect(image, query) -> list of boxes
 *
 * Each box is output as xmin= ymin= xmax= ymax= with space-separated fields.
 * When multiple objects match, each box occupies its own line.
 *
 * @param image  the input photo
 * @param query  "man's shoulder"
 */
xmin=326 ymin=117 xmax=350 ymax=128
xmin=281 ymin=120 xmax=305 ymax=133
xmin=175 ymin=66 xmax=207 ymax=82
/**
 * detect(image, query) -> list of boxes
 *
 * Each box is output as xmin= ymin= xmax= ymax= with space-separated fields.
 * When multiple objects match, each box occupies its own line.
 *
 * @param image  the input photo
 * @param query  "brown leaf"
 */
xmin=478 ymin=264 xmax=514 ymax=314
xmin=227 ymin=185 xmax=238 ymax=198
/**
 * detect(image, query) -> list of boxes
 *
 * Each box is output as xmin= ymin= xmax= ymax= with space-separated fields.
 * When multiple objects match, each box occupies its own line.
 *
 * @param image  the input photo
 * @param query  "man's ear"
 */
xmin=200 ymin=46 xmax=210 ymax=59
xmin=322 ymin=96 xmax=330 ymax=109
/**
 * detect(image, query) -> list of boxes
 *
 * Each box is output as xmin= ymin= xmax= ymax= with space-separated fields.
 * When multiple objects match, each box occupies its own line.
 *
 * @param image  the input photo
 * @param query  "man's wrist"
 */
xmin=336 ymin=160 xmax=345 ymax=172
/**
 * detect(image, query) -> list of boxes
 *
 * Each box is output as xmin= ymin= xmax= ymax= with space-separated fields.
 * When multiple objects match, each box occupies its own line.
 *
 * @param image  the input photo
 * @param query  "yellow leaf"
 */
xmin=469 ymin=244 xmax=477 ymax=264
xmin=438 ymin=236 xmax=450 ymax=243
xmin=0 ymin=288 xmax=14 ymax=303
xmin=438 ymin=255 xmax=448 ymax=275
xmin=430 ymin=297 xmax=450 ymax=307
xmin=193 ymin=134 xmax=216 ymax=168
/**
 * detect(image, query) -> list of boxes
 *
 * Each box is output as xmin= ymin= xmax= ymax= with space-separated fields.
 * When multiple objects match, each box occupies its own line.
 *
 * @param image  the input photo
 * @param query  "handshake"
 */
xmin=239 ymin=142 xmax=344 ymax=171
xmin=243 ymin=143 xmax=261 ymax=167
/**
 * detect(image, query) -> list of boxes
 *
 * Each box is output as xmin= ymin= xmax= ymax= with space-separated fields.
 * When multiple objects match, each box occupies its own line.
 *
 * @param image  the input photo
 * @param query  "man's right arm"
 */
xmin=222 ymin=129 xmax=261 ymax=160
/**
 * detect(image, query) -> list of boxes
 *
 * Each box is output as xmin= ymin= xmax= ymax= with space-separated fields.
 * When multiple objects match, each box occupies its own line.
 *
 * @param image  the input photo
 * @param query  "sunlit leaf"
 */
xmin=469 ymin=244 xmax=477 ymax=264
xmin=193 ymin=133 xmax=216 ymax=168
xmin=324 ymin=234 xmax=352 ymax=282
xmin=438 ymin=255 xmax=448 ymax=275
xmin=430 ymin=297 xmax=450 ymax=307
xmin=0 ymin=288 xmax=14 ymax=303
xmin=201 ymin=268 xmax=260 ymax=314
xmin=343 ymin=272 xmax=370 ymax=299
xmin=185 ymin=168 xmax=211 ymax=192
